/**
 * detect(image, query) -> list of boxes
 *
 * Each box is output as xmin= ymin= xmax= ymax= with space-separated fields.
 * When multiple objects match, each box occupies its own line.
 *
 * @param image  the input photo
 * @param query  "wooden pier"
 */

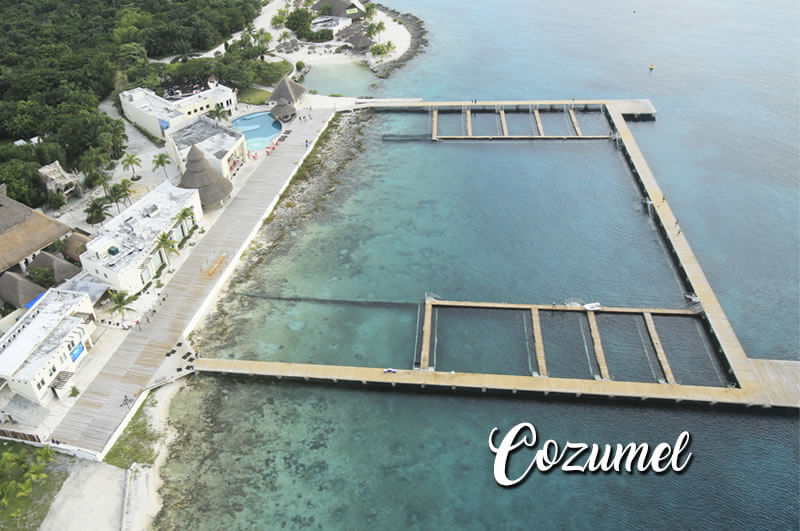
xmin=189 ymin=295 xmax=797 ymax=408
xmin=191 ymin=97 xmax=799 ymax=409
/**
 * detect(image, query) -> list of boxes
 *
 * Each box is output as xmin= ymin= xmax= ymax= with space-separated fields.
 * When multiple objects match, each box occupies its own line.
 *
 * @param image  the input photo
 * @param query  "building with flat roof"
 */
xmin=166 ymin=115 xmax=247 ymax=180
xmin=119 ymin=83 xmax=237 ymax=139
xmin=80 ymin=181 xmax=202 ymax=294
xmin=0 ymin=289 xmax=96 ymax=405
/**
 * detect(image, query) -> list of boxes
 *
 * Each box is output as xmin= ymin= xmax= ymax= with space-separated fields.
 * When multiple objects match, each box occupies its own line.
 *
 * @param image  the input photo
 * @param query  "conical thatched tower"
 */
xmin=179 ymin=145 xmax=232 ymax=208
xmin=269 ymin=76 xmax=306 ymax=106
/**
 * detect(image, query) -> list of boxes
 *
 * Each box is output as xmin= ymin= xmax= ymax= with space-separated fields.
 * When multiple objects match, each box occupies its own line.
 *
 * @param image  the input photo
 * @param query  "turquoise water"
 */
xmin=156 ymin=1 xmax=799 ymax=528
xmin=302 ymin=60 xmax=375 ymax=97
xmin=232 ymin=112 xmax=282 ymax=151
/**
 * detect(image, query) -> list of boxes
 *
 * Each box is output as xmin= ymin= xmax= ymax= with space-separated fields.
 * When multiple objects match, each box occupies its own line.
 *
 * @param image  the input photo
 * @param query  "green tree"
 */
xmin=319 ymin=2 xmax=333 ymax=16
xmin=0 ymin=160 xmax=46 ymax=207
xmin=205 ymin=106 xmax=227 ymax=121
xmin=84 ymin=197 xmax=111 ymax=226
xmin=152 ymin=153 xmax=172 ymax=179
xmin=108 ymin=290 xmax=136 ymax=319
xmin=175 ymin=206 xmax=195 ymax=229
xmin=48 ymin=192 xmax=66 ymax=210
xmin=28 ymin=266 xmax=55 ymax=289
xmin=155 ymin=232 xmax=179 ymax=265
xmin=364 ymin=3 xmax=378 ymax=20
xmin=107 ymin=183 xmax=128 ymax=214
xmin=118 ymin=178 xmax=135 ymax=206
xmin=279 ymin=30 xmax=291 ymax=42
xmin=121 ymin=152 xmax=142 ymax=179
xmin=367 ymin=21 xmax=386 ymax=42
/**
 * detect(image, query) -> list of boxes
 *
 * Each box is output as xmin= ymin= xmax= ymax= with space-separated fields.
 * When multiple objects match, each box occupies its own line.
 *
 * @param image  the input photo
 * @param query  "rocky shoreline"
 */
xmin=372 ymin=4 xmax=428 ymax=79
xmin=193 ymin=110 xmax=373 ymax=350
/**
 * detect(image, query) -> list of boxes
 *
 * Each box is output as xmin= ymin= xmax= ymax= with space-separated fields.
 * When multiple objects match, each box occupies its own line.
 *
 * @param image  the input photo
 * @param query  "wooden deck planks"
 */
xmin=568 ymin=109 xmax=583 ymax=136
xmin=431 ymin=109 xmax=438 ymax=140
xmin=533 ymin=108 xmax=544 ymax=135
xmin=586 ymin=311 xmax=610 ymax=379
xmin=194 ymin=358 xmax=797 ymax=407
xmin=499 ymin=109 xmax=509 ymax=136
xmin=419 ymin=298 xmax=433 ymax=369
xmin=530 ymin=309 xmax=547 ymax=377
xmin=465 ymin=108 xmax=473 ymax=136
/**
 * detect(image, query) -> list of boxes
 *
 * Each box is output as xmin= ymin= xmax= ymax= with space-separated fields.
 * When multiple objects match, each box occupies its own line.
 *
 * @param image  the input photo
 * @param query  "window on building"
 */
xmin=104 ymin=273 xmax=108 ymax=278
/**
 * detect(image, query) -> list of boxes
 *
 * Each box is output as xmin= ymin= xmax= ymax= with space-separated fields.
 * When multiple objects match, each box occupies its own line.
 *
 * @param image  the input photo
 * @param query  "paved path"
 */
xmin=51 ymin=109 xmax=336 ymax=455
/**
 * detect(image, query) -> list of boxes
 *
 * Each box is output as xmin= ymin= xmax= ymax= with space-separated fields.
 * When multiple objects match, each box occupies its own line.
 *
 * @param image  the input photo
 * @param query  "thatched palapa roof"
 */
xmin=269 ymin=77 xmax=306 ymax=106
xmin=0 ymin=184 xmax=70 ymax=273
xmin=270 ymin=98 xmax=297 ymax=123
xmin=29 ymin=252 xmax=80 ymax=283
xmin=346 ymin=32 xmax=374 ymax=52
xmin=179 ymin=145 xmax=232 ymax=207
xmin=0 ymin=272 xmax=44 ymax=308
xmin=64 ymin=232 xmax=91 ymax=264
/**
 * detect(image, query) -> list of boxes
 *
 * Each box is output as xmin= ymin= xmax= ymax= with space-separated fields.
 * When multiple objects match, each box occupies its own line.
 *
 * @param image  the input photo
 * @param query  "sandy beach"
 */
xmin=153 ymin=0 xmax=422 ymax=80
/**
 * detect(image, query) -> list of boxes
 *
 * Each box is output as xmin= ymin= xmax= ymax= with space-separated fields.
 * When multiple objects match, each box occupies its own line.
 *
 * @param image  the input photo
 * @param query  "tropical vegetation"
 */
xmin=108 ymin=290 xmax=136 ymax=319
xmin=0 ymin=443 xmax=64 ymax=527
xmin=0 ymin=0 xmax=267 ymax=208
xmin=152 ymin=153 xmax=172 ymax=179
xmin=155 ymin=232 xmax=179 ymax=265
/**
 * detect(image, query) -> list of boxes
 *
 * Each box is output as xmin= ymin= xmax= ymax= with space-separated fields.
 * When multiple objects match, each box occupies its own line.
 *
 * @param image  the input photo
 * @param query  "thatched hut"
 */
xmin=179 ymin=145 xmax=233 ymax=208
xmin=270 ymin=98 xmax=297 ymax=123
xmin=29 ymin=252 xmax=80 ymax=283
xmin=270 ymin=77 xmax=306 ymax=107
xmin=0 ymin=272 xmax=44 ymax=308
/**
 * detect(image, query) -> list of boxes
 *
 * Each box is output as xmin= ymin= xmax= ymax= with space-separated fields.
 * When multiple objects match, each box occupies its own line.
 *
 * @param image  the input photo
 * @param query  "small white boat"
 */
xmin=584 ymin=302 xmax=602 ymax=311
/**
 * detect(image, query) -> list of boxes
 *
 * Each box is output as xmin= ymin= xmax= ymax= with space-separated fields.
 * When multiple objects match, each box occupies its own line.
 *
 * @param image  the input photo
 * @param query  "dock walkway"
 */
xmin=51 ymin=110 xmax=336 ymax=455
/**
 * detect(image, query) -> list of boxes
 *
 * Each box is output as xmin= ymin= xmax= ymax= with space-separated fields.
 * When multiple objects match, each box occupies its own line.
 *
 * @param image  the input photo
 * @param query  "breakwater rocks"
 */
xmin=373 ymin=4 xmax=428 ymax=79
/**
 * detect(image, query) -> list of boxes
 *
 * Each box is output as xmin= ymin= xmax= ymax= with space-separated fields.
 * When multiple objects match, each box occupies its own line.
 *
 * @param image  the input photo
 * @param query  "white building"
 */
xmin=165 ymin=115 xmax=247 ymax=180
xmin=119 ymin=83 xmax=237 ymax=139
xmin=0 ymin=289 xmax=96 ymax=405
xmin=81 ymin=182 xmax=202 ymax=294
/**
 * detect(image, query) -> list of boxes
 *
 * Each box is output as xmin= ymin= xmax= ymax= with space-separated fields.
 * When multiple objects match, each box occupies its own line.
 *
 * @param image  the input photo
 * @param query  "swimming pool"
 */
xmin=232 ymin=112 xmax=282 ymax=151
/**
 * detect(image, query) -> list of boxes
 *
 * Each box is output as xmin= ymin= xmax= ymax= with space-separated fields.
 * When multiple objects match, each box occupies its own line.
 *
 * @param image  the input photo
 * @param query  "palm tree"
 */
xmin=121 ymin=152 xmax=142 ymax=180
xmin=84 ymin=197 xmax=111 ymax=226
xmin=108 ymin=290 xmax=136 ymax=319
xmin=374 ymin=21 xmax=386 ymax=42
xmin=118 ymin=178 xmax=135 ymax=206
xmin=206 ymin=105 xmax=227 ymax=121
xmin=152 ymin=153 xmax=171 ymax=180
xmin=155 ymin=232 xmax=179 ymax=265
xmin=175 ymin=206 xmax=195 ymax=227
xmin=364 ymin=3 xmax=377 ymax=20
xmin=279 ymin=30 xmax=291 ymax=42
xmin=107 ymin=183 xmax=128 ymax=214
xmin=172 ymin=40 xmax=200 ymax=63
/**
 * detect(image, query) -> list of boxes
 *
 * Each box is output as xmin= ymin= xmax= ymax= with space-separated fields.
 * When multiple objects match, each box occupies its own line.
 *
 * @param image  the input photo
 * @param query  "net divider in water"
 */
xmin=242 ymin=293 xmax=419 ymax=309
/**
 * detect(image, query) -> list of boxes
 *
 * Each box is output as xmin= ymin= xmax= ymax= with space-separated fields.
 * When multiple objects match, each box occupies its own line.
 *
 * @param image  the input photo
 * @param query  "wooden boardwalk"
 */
xmin=190 ymin=295 xmax=797 ymax=408
xmin=50 ymin=109 xmax=337 ymax=455
xmin=193 ymin=356 xmax=796 ymax=408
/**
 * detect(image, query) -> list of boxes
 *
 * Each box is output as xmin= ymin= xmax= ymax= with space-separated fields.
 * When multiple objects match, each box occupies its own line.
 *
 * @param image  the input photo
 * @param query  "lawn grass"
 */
xmin=0 ymin=441 xmax=73 ymax=530
xmin=238 ymin=87 xmax=272 ymax=105
xmin=104 ymin=395 xmax=160 ymax=469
